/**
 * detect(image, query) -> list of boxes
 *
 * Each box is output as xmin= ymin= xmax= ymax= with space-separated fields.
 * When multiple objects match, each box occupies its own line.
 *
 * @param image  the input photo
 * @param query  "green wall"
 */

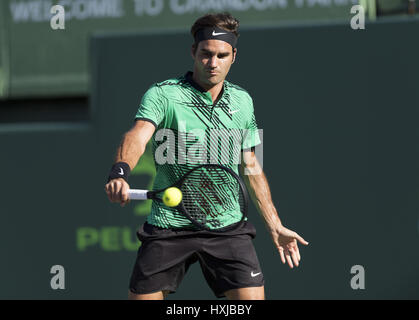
xmin=0 ymin=17 xmax=418 ymax=299
xmin=1 ymin=0 xmax=358 ymax=99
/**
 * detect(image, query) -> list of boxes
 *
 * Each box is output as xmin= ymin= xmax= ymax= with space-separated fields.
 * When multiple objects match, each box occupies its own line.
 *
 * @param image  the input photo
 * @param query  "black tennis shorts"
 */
xmin=129 ymin=221 xmax=264 ymax=298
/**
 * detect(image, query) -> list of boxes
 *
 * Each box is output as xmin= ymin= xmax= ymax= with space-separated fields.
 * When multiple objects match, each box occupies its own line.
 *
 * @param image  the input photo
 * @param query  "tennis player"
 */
xmin=105 ymin=12 xmax=309 ymax=300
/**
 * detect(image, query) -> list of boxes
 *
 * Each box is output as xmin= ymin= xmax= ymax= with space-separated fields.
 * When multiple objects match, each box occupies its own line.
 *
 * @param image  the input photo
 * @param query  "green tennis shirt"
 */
xmin=135 ymin=71 xmax=261 ymax=229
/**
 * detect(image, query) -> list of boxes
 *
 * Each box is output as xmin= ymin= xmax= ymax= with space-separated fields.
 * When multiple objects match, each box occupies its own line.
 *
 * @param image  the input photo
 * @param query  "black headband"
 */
xmin=194 ymin=27 xmax=238 ymax=49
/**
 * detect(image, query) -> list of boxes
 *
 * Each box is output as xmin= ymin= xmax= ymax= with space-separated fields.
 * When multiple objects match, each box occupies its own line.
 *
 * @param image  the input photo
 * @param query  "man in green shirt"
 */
xmin=105 ymin=12 xmax=308 ymax=300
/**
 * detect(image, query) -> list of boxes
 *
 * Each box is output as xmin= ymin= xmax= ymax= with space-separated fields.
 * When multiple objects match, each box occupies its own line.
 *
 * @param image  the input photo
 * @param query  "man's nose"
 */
xmin=208 ymin=56 xmax=218 ymax=68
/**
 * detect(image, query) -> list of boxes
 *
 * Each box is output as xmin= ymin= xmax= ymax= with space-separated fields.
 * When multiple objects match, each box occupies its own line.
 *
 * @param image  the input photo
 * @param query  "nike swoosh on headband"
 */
xmin=212 ymin=31 xmax=227 ymax=36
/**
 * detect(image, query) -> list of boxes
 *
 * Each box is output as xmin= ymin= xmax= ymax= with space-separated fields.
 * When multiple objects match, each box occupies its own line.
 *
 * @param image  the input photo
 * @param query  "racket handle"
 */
xmin=128 ymin=189 xmax=149 ymax=200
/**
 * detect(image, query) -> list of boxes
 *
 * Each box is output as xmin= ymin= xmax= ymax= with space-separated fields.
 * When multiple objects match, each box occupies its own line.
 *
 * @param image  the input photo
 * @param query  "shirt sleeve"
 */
xmin=242 ymin=95 xmax=261 ymax=150
xmin=135 ymin=84 xmax=167 ymax=128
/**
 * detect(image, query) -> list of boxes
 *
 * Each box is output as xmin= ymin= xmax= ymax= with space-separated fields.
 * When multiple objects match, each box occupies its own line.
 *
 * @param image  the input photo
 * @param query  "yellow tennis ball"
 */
xmin=162 ymin=187 xmax=182 ymax=207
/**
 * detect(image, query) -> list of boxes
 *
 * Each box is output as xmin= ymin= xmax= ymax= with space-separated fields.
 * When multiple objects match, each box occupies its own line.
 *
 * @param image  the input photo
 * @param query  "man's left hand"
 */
xmin=270 ymin=225 xmax=309 ymax=268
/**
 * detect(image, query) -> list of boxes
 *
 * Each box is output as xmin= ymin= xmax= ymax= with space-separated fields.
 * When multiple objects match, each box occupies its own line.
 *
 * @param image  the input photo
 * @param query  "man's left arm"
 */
xmin=240 ymin=149 xmax=309 ymax=268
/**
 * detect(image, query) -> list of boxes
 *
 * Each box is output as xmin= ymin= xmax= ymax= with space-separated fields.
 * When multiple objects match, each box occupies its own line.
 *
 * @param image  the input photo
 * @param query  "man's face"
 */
xmin=191 ymin=40 xmax=236 ymax=87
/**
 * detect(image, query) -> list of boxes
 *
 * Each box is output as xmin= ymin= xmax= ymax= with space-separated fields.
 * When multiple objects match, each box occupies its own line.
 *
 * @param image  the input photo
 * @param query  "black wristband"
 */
xmin=107 ymin=162 xmax=131 ymax=183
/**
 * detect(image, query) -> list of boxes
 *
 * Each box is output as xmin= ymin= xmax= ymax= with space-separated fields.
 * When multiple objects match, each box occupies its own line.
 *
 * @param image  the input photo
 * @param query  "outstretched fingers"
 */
xmin=275 ymin=232 xmax=306 ymax=268
xmin=294 ymin=232 xmax=309 ymax=246
xmin=277 ymin=245 xmax=295 ymax=268
xmin=279 ymin=247 xmax=286 ymax=264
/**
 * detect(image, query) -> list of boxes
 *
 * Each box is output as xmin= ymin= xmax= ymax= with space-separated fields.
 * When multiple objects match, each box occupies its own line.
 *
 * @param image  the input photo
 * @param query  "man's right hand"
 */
xmin=105 ymin=178 xmax=130 ymax=207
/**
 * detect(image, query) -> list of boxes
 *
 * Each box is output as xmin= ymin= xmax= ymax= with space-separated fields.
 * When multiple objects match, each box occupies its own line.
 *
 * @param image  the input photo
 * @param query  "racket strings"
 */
xmin=180 ymin=166 xmax=245 ymax=227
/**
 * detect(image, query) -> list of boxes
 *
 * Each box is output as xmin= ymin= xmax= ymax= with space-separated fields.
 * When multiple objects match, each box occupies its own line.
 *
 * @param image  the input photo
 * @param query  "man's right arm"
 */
xmin=105 ymin=120 xmax=156 ymax=206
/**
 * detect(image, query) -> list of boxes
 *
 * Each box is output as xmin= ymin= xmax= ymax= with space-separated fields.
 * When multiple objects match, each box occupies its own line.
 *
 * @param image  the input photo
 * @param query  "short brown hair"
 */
xmin=191 ymin=12 xmax=240 ymax=41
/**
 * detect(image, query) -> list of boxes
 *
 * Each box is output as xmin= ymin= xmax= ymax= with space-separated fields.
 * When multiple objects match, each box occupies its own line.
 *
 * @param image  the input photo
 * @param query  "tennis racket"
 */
xmin=128 ymin=164 xmax=249 ymax=232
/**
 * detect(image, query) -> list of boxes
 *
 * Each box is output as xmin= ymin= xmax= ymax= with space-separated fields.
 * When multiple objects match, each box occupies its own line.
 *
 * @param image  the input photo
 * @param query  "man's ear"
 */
xmin=232 ymin=48 xmax=237 ymax=64
xmin=191 ymin=44 xmax=196 ymax=59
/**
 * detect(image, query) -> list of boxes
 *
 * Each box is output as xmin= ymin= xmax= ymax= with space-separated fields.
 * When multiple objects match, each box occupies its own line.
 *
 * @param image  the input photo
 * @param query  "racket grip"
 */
xmin=128 ymin=189 xmax=149 ymax=200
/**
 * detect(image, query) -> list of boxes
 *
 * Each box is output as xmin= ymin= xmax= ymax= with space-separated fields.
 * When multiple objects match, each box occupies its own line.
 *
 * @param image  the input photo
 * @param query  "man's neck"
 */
xmin=191 ymin=72 xmax=224 ymax=104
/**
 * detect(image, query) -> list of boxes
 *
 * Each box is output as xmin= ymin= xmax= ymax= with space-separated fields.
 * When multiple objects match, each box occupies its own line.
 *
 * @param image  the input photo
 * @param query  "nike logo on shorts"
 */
xmin=251 ymin=271 xmax=261 ymax=277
